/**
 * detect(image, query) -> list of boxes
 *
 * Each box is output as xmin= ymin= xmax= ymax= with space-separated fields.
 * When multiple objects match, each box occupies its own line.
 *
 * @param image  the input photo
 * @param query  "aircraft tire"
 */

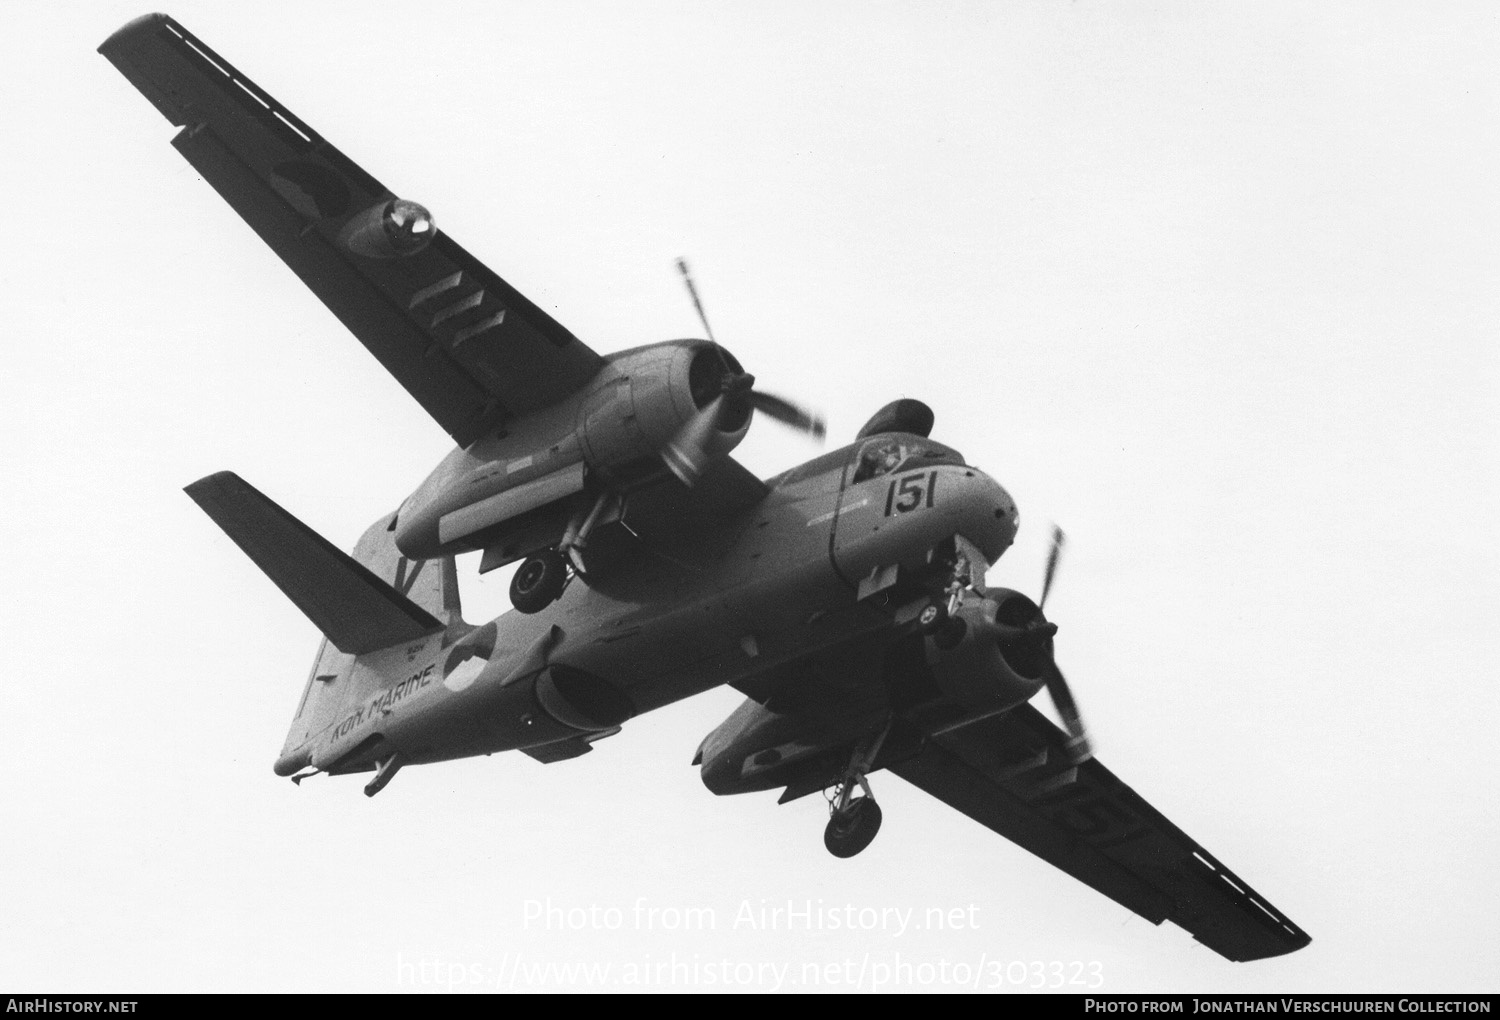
xmin=510 ymin=550 xmax=568 ymax=613
xmin=823 ymin=797 xmax=883 ymax=858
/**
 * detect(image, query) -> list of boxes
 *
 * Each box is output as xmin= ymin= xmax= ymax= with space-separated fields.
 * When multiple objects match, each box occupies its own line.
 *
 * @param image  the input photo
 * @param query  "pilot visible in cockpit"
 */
xmin=854 ymin=439 xmax=908 ymax=483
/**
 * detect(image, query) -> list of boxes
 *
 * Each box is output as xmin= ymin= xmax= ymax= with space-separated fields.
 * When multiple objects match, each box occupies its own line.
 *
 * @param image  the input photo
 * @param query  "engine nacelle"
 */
xmin=339 ymin=198 xmax=435 ymax=258
xmin=533 ymin=664 xmax=635 ymax=731
xmin=395 ymin=340 xmax=752 ymax=560
xmin=927 ymin=589 xmax=1051 ymax=712
xmin=575 ymin=342 xmax=751 ymax=486
xmin=694 ymin=694 xmax=883 ymax=798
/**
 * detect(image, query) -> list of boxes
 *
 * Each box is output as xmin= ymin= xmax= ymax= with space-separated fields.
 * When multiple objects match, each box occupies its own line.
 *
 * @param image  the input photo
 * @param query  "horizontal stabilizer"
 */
xmin=185 ymin=471 xmax=441 ymax=654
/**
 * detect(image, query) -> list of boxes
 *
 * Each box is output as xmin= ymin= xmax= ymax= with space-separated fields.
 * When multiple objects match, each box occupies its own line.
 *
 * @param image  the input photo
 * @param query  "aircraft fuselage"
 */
xmin=284 ymin=439 xmax=1018 ymax=777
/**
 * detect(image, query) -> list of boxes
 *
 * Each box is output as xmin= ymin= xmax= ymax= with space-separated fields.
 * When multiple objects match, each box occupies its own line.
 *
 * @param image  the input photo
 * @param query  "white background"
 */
xmin=4 ymin=1 xmax=1496 ymax=993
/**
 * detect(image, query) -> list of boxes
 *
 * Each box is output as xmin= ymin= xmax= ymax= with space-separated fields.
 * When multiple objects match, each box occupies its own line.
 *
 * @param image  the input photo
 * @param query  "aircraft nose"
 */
xmin=834 ymin=464 xmax=1019 ymax=584
xmin=957 ymin=467 xmax=1019 ymax=563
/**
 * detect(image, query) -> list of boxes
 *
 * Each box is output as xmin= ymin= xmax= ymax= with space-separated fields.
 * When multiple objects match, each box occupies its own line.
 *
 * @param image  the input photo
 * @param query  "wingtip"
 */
xmin=183 ymin=470 xmax=244 ymax=503
xmin=98 ymin=12 xmax=172 ymax=56
xmin=184 ymin=468 xmax=239 ymax=487
xmin=1204 ymin=927 xmax=1313 ymax=962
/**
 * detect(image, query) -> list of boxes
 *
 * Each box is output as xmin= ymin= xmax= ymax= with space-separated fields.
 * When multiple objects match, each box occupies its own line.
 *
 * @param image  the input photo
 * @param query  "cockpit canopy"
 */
xmin=856 ymin=398 xmax=934 ymax=440
xmin=852 ymin=435 xmax=964 ymax=483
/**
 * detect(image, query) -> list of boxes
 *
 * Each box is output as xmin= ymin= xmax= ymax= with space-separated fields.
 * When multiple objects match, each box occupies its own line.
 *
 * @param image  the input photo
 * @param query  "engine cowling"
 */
xmin=926 ymin=589 xmax=1052 ymax=712
xmin=394 ymin=340 xmax=752 ymax=560
xmin=576 ymin=341 xmax=751 ymax=486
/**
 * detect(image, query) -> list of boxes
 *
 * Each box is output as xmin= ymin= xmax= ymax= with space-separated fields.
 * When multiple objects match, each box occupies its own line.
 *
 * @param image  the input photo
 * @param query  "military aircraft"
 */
xmin=100 ymin=13 xmax=1311 ymax=963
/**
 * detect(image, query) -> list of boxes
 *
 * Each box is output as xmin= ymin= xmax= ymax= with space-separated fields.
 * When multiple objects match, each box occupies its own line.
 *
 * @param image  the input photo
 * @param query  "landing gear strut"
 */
xmin=823 ymin=721 xmax=891 ymax=858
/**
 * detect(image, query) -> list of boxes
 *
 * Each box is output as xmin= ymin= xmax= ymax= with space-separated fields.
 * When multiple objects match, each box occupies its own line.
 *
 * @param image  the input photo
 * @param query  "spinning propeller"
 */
xmin=1035 ymin=525 xmax=1092 ymax=762
xmin=663 ymin=259 xmax=826 ymax=486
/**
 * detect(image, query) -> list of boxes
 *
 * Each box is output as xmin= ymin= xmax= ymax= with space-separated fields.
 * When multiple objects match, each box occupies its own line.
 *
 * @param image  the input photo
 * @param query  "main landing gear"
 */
xmin=824 ymin=790 xmax=883 ymax=858
xmin=508 ymin=492 xmax=618 ymax=614
xmin=509 ymin=549 xmax=569 ymax=613
xmin=823 ymin=722 xmax=891 ymax=858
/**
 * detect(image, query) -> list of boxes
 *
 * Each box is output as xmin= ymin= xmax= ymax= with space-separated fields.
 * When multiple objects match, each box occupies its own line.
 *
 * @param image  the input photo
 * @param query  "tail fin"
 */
xmin=185 ymin=471 xmax=444 ymax=653
xmin=185 ymin=472 xmax=466 ymax=774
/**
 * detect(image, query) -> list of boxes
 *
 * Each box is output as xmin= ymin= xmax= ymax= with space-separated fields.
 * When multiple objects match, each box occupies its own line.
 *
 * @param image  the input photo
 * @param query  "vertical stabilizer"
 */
xmin=355 ymin=521 xmax=463 ymax=632
xmin=185 ymin=472 xmax=444 ymax=654
xmin=183 ymin=472 xmax=465 ymax=774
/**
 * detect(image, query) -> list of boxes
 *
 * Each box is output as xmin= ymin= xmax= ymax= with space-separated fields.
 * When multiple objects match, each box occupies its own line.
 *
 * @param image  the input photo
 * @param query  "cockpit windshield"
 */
xmin=851 ymin=436 xmax=963 ymax=483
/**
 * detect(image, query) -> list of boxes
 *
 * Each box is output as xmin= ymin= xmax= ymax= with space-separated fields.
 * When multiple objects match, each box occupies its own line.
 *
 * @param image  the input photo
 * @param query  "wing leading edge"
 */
xmin=890 ymin=704 xmax=1311 ymax=962
xmin=100 ymin=14 xmax=603 ymax=446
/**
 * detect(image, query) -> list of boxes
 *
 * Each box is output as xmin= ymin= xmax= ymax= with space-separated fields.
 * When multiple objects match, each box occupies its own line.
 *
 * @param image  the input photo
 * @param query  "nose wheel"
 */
xmin=913 ymin=535 xmax=988 ymax=642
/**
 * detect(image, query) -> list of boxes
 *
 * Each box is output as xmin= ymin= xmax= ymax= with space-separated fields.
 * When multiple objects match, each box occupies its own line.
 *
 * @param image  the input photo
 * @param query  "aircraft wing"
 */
xmin=100 ymin=14 xmax=603 ymax=447
xmin=889 ymin=703 xmax=1311 ymax=962
xmin=621 ymin=456 xmax=769 ymax=544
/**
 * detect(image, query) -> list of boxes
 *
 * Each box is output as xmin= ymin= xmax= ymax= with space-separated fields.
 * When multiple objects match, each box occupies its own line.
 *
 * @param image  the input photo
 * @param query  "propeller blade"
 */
xmin=1044 ymin=663 xmax=1092 ymax=763
xmin=1038 ymin=524 xmax=1066 ymax=613
xmin=672 ymin=258 xmax=824 ymax=460
xmin=675 ymin=257 xmax=724 ymax=353
xmin=661 ymin=396 xmax=724 ymax=487
xmin=748 ymin=390 xmax=827 ymax=440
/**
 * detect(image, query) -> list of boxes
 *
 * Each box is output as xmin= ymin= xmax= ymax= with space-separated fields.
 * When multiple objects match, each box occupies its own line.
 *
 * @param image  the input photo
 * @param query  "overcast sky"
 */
xmin=4 ymin=1 xmax=1497 ymax=993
